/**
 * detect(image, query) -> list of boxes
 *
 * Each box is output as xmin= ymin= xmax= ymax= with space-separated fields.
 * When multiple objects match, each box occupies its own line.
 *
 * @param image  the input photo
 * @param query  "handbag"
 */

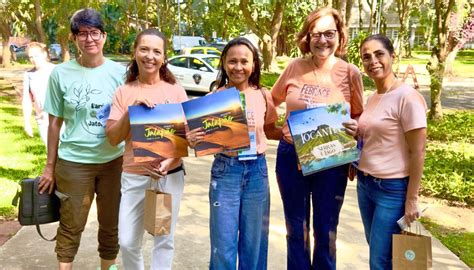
xmin=143 ymin=176 xmax=172 ymax=236
xmin=11 ymin=177 xmax=61 ymax=241
xmin=392 ymin=223 xmax=433 ymax=270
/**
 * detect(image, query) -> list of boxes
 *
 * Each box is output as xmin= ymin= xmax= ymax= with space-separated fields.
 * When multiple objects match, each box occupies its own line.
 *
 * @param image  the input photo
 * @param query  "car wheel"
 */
xmin=210 ymin=82 xmax=217 ymax=92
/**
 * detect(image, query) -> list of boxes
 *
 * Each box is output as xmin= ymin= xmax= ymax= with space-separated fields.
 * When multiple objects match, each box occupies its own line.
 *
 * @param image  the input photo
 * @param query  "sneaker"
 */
xmin=97 ymin=265 xmax=118 ymax=270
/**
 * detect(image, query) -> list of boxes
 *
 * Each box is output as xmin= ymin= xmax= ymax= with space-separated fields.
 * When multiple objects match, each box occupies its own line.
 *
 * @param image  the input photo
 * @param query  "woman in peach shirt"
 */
xmin=356 ymin=34 xmax=427 ymax=270
xmin=269 ymin=7 xmax=363 ymax=270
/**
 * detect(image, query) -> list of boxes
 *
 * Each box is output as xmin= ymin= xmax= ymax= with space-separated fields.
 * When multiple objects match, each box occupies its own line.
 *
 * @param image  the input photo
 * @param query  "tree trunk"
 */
xmin=34 ymin=0 xmax=47 ymax=43
xmin=426 ymin=53 xmax=444 ymax=120
xmin=239 ymin=0 xmax=285 ymax=71
xmin=444 ymin=46 xmax=459 ymax=77
xmin=0 ymin=22 xmax=12 ymax=68
xmin=367 ymin=0 xmax=375 ymax=33
xmin=58 ymin=34 xmax=70 ymax=62
xmin=358 ymin=0 xmax=363 ymax=29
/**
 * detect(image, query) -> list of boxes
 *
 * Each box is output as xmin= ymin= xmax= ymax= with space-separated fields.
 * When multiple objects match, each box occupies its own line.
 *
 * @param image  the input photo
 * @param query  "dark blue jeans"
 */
xmin=275 ymin=140 xmax=348 ymax=270
xmin=357 ymin=170 xmax=408 ymax=270
xmin=209 ymin=154 xmax=270 ymax=270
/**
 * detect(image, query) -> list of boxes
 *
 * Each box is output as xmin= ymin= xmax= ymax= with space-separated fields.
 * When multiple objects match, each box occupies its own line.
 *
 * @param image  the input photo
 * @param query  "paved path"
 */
xmin=0 ymin=141 xmax=470 ymax=269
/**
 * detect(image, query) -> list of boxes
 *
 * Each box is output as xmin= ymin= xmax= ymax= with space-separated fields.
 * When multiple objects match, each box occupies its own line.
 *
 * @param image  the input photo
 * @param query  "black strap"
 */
xmin=33 ymin=179 xmax=56 ymax=242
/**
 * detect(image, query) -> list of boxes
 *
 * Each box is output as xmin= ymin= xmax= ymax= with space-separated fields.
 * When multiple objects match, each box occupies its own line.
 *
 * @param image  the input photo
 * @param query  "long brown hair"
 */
xmin=125 ymin=28 xmax=176 ymax=84
xmin=296 ymin=7 xmax=348 ymax=57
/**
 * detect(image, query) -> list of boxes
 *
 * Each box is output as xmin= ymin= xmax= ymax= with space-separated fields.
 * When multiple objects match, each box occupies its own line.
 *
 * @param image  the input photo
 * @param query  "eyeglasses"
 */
xmin=75 ymin=30 xmax=103 ymax=41
xmin=309 ymin=29 xmax=338 ymax=40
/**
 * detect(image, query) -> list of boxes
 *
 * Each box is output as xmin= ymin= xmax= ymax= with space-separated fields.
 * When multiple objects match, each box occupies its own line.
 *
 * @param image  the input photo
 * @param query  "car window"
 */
xmin=169 ymin=57 xmax=188 ymax=68
xmin=208 ymin=50 xmax=221 ymax=56
xmin=189 ymin=58 xmax=208 ymax=71
xmin=202 ymin=57 xmax=220 ymax=70
xmin=191 ymin=49 xmax=204 ymax=54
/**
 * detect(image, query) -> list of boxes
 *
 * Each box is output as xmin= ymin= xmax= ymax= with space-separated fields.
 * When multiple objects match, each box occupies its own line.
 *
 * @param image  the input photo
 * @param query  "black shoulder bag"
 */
xmin=12 ymin=177 xmax=61 ymax=241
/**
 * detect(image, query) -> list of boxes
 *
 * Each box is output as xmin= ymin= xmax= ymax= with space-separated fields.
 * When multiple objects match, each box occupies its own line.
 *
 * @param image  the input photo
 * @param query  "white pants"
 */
xmin=119 ymin=171 xmax=185 ymax=270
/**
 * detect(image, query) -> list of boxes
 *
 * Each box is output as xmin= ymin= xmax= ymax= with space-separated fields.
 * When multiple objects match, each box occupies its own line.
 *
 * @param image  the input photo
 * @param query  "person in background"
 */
xmin=356 ymin=34 xmax=427 ymax=270
xmin=38 ymin=8 xmax=125 ymax=270
xmin=106 ymin=29 xmax=187 ymax=270
xmin=267 ymin=7 xmax=363 ymax=270
xmin=22 ymin=42 xmax=55 ymax=144
xmin=186 ymin=37 xmax=280 ymax=270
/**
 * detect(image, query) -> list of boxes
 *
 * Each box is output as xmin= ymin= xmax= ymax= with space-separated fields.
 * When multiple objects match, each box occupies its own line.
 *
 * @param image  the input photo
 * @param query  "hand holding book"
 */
xmin=342 ymin=119 xmax=358 ymax=137
xmin=186 ymin=127 xmax=206 ymax=148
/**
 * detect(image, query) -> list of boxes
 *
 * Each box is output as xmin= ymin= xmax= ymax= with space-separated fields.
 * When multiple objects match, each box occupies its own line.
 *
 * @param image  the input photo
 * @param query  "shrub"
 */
xmin=346 ymin=31 xmax=369 ymax=71
xmin=428 ymin=111 xmax=474 ymax=143
xmin=422 ymin=142 xmax=473 ymax=206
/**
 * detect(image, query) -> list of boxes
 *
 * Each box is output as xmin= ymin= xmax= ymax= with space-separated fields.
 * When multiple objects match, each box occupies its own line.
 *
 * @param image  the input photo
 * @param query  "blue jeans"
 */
xmin=357 ymin=170 xmax=408 ymax=270
xmin=209 ymin=154 xmax=270 ymax=270
xmin=275 ymin=140 xmax=348 ymax=270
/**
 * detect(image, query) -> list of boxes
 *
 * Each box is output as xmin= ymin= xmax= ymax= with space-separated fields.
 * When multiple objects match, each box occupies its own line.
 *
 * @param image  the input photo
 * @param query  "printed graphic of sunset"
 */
xmin=129 ymin=103 xmax=188 ymax=162
xmin=182 ymin=88 xmax=250 ymax=156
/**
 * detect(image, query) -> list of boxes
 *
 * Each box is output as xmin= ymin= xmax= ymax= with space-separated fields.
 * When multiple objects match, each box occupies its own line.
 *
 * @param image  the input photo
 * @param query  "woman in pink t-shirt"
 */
xmin=267 ymin=8 xmax=363 ymax=270
xmin=106 ymin=29 xmax=187 ymax=270
xmin=357 ymin=34 xmax=427 ymax=270
xmin=186 ymin=37 xmax=279 ymax=269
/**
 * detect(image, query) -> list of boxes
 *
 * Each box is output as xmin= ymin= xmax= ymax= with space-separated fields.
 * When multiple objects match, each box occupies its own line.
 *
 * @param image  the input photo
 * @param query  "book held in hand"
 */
xmin=128 ymin=103 xmax=188 ymax=162
xmin=287 ymin=102 xmax=359 ymax=176
xmin=181 ymin=87 xmax=250 ymax=157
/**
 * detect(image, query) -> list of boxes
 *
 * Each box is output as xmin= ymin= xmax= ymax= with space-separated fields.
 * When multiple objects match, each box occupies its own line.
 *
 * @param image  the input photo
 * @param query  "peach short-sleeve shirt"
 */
xmin=357 ymin=84 xmax=427 ymax=178
xmin=271 ymin=57 xmax=364 ymax=142
xmin=219 ymin=87 xmax=278 ymax=155
xmin=109 ymin=80 xmax=188 ymax=175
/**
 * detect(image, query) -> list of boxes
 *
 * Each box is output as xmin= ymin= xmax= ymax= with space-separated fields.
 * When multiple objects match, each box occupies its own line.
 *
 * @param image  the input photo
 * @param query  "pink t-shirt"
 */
xmin=357 ymin=84 xmax=427 ymax=178
xmin=109 ymin=80 xmax=188 ymax=175
xmin=271 ymin=57 xmax=364 ymax=142
xmin=218 ymin=87 xmax=279 ymax=154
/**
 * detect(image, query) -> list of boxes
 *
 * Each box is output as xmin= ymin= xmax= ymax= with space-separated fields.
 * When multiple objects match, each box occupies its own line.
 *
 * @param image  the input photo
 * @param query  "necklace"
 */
xmin=310 ymin=56 xmax=331 ymax=85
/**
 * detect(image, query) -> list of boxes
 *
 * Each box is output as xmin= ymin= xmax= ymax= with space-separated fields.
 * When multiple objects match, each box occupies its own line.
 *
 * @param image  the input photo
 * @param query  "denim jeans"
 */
xmin=357 ymin=170 xmax=408 ymax=270
xmin=209 ymin=154 xmax=270 ymax=270
xmin=275 ymin=140 xmax=348 ymax=270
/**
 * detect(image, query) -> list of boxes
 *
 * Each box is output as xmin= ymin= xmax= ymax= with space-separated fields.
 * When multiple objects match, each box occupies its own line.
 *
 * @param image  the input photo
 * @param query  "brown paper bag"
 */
xmin=393 ymin=232 xmax=432 ymax=270
xmin=143 ymin=189 xmax=172 ymax=236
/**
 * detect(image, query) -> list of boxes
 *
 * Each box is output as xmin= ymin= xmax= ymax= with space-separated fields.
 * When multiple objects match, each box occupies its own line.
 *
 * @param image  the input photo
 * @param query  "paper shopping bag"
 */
xmin=393 ymin=232 xmax=432 ymax=270
xmin=144 ymin=189 xmax=172 ymax=236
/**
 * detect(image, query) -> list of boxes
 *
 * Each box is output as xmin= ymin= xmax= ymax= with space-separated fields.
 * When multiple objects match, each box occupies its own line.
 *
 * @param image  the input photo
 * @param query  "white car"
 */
xmin=167 ymin=54 xmax=220 ymax=93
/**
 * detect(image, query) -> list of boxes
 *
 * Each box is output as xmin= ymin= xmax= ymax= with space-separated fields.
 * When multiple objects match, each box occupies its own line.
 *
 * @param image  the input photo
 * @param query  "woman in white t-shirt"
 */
xmin=22 ymin=42 xmax=55 ymax=144
xmin=355 ymin=34 xmax=427 ymax=270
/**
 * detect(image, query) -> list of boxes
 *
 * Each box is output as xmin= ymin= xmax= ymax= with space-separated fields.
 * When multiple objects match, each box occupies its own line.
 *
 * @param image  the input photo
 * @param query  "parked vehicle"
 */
xmin=181 ymin=46 xmax=221 ymax=56
xmin=167 ymin=54 xmax=220 ymax=93
xmin=208 ymin=41 xmax=227 ymax=52
xmin=172 ymin=36 xmax=206 ymax=53
xmin=10 ymin=44 xmax=28 ymax=61
xmin=49 ymin=43 xmax=61 ymax=61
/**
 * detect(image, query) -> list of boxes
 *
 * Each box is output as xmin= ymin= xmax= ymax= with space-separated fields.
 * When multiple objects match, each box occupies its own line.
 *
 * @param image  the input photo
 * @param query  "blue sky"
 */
xmin=182 ymin=88 xmax=242 ymax=119
xmin=129 ymin=103 xmax=185 ymax=125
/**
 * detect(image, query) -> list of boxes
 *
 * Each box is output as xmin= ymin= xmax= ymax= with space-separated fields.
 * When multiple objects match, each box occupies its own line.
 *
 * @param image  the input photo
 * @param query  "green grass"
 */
xmin=0 ymin=85 xmax=46 ymax=218
xmin=420 ymin=217 xmax=474 ymax=267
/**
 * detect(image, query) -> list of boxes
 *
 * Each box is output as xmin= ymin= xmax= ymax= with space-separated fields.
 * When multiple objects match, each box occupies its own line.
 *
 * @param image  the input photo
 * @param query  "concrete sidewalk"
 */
xmin=0 ymin=141 xmax=469 ymax=269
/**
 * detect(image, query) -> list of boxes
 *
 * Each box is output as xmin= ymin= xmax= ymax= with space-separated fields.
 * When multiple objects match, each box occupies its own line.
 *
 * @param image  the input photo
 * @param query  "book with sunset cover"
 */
xmin=181 ymin=87 xmax=250 ymax=157
xmin=287 ymin=103 xmax=359 ymax=176
xmin=128 ymin=103 xmax=188 ymax=162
